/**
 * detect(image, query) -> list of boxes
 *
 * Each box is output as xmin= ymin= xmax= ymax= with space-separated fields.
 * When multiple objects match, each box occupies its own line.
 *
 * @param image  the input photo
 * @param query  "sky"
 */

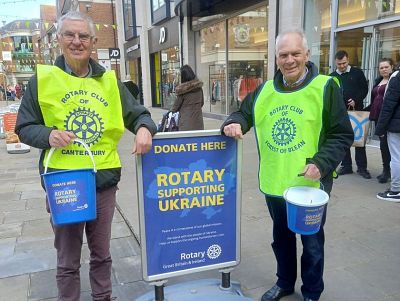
xmin=0 ymin=0 xmax=55 ymax=26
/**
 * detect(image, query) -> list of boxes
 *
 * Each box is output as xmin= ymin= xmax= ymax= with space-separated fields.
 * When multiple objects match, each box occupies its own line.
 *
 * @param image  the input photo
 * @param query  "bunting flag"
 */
xmin=44 ymin=22 xmax=49 ymax=29
xmin=96 ymin=24 xmax=100 ymax=30
xmin=25 ymin=21 xmax=30 ymax=29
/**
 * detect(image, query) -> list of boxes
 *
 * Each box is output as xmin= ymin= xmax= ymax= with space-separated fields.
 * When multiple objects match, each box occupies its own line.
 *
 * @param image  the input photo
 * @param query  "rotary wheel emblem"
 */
xmin=207 ymin=244 xmax=222 ymax=259
xmin=272 ymin=117 xmax=296 ymax=146
xmin=64 ymin=108 xmax=104 ymax=146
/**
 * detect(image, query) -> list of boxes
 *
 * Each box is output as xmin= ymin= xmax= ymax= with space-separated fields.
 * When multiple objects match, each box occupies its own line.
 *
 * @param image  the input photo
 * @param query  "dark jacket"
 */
xmin=15 ymin=55 xmax=157 ymax=190
xmin=330 ymin=66 xmax=368 ymax=110
xmin=375 ymin=70 xmax=400 ymax=135
xmin=172 ymin=79 xmax=204 ymax=131
xmin=222 ymin=62 xmax=354 ymax=193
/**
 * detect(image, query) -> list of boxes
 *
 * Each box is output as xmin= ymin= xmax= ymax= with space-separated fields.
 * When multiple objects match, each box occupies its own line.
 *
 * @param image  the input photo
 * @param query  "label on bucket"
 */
xmin=50 ymin=180 xmax=88 ymax=213
xmin=291 ymin=204 xmax=325 ymax=235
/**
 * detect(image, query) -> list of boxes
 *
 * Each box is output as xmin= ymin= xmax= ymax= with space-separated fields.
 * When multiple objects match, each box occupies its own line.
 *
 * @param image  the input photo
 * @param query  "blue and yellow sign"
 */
xmin=136 ymin=130 xmax=242 ymax=281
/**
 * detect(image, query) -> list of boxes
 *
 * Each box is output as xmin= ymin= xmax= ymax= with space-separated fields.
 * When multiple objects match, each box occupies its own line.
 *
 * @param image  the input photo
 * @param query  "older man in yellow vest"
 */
xmin=15 ymin=11 xmax=157 ymax=301
xmin=222 ymin=29 xmax=353 ymax=301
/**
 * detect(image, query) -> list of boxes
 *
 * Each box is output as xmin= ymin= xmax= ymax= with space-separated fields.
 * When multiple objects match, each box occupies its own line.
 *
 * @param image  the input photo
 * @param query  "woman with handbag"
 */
xmin=368 ymin=58 xmax=394 ymax=183
xmin=171 ymin=65 xmax=204 ymax=131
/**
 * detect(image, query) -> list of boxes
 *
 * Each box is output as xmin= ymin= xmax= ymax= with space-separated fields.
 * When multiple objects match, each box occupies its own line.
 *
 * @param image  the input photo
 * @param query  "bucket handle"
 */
xmin=44 ymin=138 xmax=97 ymax=174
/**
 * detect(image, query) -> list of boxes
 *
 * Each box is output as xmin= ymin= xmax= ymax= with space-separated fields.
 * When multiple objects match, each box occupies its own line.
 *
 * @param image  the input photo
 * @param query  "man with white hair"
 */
xmin=16 ymin=11 xmax=157 ymax=301
xmin=221 ymin=29 xmax=353 ymax=301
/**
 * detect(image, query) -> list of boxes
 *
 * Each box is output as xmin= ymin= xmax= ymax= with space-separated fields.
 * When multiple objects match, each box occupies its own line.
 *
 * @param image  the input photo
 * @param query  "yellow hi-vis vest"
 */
xmin=37 ymin=64 xmax=124 ymax=170
xmin=254 ymin=75 xmax=332 ymax=197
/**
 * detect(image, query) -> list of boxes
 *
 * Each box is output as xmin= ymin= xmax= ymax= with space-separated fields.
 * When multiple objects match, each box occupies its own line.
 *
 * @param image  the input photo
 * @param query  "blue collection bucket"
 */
xmin=42 ymin=139 xmax=97 ymax=226
xmin=283 ymin=186 xmax=329 ymax=235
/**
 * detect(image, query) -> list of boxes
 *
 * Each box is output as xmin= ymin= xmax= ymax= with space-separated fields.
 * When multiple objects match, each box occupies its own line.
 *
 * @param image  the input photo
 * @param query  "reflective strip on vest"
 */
xmin=254 ymin=75 xmax=332 ymax=196
xmin=37 ymin=64 xmax=124 ymax=170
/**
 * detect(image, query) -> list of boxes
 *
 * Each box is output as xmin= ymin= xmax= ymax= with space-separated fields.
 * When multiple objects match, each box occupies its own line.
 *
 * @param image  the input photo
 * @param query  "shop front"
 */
xmin=305 ymin=0 xmax=400 ymax=107
xmin=125 ymin=37 xmax=143 ymax=104
xmin=148 ymin=18 xmax=180 ymax=108
xmin=174 ymin=0 xmax=268 ymax=116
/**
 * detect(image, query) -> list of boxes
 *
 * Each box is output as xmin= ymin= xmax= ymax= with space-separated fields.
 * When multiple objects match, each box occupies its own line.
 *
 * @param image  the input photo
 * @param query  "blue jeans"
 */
xmin=265 ymin=196 xmax=326 ymax=300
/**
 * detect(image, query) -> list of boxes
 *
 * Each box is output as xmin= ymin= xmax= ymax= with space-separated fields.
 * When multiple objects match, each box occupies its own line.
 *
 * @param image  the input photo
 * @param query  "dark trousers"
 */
xmin=266 ymin=196 xmax=326 ymax=300
xmin=341 ymin=146 xmax=367 ymax=170
xmin=380 ymin=134 xmax=391 ymax=170
xmin=49 ymin=186 xmax=118 ymax=301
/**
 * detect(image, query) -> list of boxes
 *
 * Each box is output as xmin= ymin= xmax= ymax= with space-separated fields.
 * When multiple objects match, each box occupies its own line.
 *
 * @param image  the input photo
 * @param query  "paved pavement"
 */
xmin=0 ymin=102 xmax=399 ymax=301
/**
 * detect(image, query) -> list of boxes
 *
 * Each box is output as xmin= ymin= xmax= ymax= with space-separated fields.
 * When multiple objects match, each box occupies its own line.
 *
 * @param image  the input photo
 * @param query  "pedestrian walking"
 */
xmin=330 ymin=50 xmax=370 ymax=178
xmin=171 ymin=65 xmax=204 ymax=131
xmin=221 ymin=29 xmax=353 ymax=301
xmin=15 ymin=11 xmax=157 ymax=301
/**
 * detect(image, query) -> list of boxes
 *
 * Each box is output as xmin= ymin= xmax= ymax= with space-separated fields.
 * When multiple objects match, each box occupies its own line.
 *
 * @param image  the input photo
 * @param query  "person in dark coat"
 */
xmin=123 ymin=76 xmax=140 ymax=99
xmin=330 ymin=50 xmax=370 ymax=179
xmin=14 ymin=11 xmax=156 ymax=301
xmin=366 ymin=58 xmax=394 ymax=183
xmin=222 ymin=29 xmax=353 ymax=301
xmin=171 ymin=65 xmax=204 ymax=131
xmin=375 ymin=69 xmax=400 ymax=202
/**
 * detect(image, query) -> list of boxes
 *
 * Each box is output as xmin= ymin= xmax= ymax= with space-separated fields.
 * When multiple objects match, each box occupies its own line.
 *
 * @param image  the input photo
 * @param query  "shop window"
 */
xmin=227 ymin=6 xmax=268 ymax=114
xmin=123 ymin=0 xmax=137 ymax=40
xmin=12 ymin=36 xmax=33 ymax=53
xmin=160 ymin=46 xmax=180 ymax=109
xmin=196 ymin=21 xmax=227 ymax=115
xmin=338 ymin=0 xmax=400 ymax=27
xmin=151 ymin=0 xmax=171 ymax=25
xmin=304 ymin=0 xmax=331 ymax=75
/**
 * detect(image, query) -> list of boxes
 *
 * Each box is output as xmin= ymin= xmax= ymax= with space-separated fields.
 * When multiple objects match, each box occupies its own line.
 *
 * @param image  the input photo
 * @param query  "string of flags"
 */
xmin=3 ymin=20 xmax=117 ymax=31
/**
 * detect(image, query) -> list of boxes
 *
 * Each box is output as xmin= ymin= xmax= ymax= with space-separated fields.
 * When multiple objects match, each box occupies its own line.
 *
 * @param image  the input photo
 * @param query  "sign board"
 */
xmin=109 ymin=48 xmax=121 ymax=59
xmin=3 ymin=112 xmax=30 ymax=154
xmin=2 ymin=51 xmax=12 ymax=61
xmin=159 ymin=27 xmax=167 ymax=44
xmin=136 ymin=130 xmax=242 ymax=281
xmin=98 ymin=59 xmax=111 ymax=71
xmin=97 ymin=49 xmax=110 ymax=60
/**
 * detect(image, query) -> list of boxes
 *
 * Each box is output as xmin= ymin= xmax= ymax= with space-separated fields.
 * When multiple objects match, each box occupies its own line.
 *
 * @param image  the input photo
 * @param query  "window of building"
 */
xmin=304 ymin=0 xmax=331 ymax=74
xmin=160 ymin=46 xmax=180 ymax=109
xmin=123 ymin=0 xmax=137 ymax=40
xmin=151 ymin=0 xmax=170 ymax=24
xmin=12 ymin=36 xmax=33 ymax=53
xmin=338 ymin=0 xmax=400 ymax=27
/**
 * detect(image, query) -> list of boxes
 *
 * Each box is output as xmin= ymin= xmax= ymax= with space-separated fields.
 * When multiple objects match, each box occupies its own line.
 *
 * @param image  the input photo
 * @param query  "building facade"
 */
xmin=87 ymin=0 xmax=400 ymax=115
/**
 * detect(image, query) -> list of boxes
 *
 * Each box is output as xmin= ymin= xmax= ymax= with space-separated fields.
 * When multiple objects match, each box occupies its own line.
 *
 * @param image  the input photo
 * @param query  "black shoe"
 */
xmin=357 ymin=169 xmax=371 ymax=179
xmin=377 ymin=170 xmax=391 ymax=183
xmin=261 ymin=284 xmax=294 ymax=301
xmin=337 ymin=166 xmax=353 ymax=175
xmin=304 ymin=298 xmax=318 ymax=301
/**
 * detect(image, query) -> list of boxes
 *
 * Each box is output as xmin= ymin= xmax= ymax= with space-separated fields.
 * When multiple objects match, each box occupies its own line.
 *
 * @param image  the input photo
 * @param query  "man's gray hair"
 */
xmin=275 ymin=29 xmax=308 ymax=55
xmin=57 ymin=11 xmax=96 ymax=37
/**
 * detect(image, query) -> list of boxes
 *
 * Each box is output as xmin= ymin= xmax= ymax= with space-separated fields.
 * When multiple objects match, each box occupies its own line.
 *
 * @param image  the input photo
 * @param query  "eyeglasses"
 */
xmin=61 ymin=31 xmax=93 ymax=43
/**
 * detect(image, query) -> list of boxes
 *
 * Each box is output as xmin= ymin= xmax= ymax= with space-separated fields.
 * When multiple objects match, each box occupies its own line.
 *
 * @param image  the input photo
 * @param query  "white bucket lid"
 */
xmin=283 ymin=186 xmax=329 ymax=207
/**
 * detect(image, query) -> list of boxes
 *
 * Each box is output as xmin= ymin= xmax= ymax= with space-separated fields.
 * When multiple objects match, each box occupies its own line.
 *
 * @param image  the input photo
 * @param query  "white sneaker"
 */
xmin=376 ymin=190 xmax=400 ymax=202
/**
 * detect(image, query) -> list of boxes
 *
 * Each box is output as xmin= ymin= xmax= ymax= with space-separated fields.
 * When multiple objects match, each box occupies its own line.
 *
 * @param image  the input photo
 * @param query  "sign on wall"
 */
xmin=109 ymin=47 xmax=121 ymax=59
xmin=136 ymin=130 xmax=242 ymax=281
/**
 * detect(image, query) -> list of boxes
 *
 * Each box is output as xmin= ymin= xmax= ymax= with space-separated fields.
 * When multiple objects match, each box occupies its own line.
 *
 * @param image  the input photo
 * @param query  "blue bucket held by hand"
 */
xmin=283 ymin=186 xmax=329 ymax=235
xmin=42 ymin=139 xmax=97 ymax=226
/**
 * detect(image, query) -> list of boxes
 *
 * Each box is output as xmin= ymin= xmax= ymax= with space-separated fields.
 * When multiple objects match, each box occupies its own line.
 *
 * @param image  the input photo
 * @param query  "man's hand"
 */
xmin=132 ymin=127 xmax=153 ymax=154
xmin=49 ymin=130 xmax=76 ymax=148
xmin=300 ymin=164 xmax=321 ymax=181
xmin=223 ymin=123 xmax=243 ymax=139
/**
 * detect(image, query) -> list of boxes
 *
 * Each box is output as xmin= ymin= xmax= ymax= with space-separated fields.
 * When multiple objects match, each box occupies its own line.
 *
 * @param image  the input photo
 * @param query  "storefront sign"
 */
xmin=233 ymin=24 xmax=250 ymax=47
xmin=136 ymin=130 xmax=242 ymax=281
xmin=98 ymin=59 xmax=111 ymax=71
xmin=159 ymin=27 xmax=167 ymax=44
xmin=109 ymin=48 xmax=121 ymax=59
xmin=127 ymin=44 xmax=140 ymax=53
xmin=2 ymin=51 xmax=12 ymax=62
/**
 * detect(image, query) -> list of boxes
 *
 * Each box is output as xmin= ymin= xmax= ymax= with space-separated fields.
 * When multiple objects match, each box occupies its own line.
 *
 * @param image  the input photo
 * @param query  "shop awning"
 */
xmin=174 ymin=0 xmax=264 ymax=17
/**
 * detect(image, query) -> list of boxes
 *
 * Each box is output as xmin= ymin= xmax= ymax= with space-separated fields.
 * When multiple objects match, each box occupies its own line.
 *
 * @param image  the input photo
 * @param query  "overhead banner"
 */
xmin=136 ymin=130 xmax=242 ymax=281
